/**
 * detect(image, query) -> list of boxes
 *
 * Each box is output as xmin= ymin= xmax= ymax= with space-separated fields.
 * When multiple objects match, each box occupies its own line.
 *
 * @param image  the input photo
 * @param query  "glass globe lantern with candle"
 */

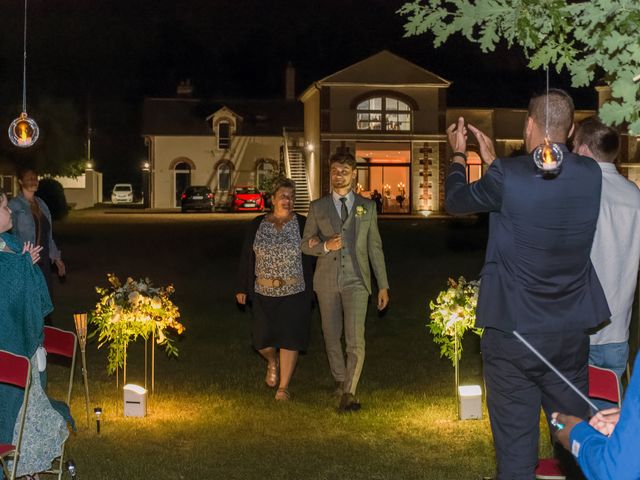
xmin=8 ymin=112 xmax=39 ymax=148
xmin=533 ymin=137 xmax=563 ymax=178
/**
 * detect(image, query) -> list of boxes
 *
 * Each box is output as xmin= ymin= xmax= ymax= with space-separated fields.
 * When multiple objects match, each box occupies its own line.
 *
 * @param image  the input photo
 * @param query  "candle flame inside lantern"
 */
xmin=543 ymin=145 xmax=554 ymax=165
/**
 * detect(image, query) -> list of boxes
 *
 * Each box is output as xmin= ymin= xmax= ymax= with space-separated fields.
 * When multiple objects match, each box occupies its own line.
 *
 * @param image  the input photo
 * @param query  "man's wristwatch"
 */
xmin=451 ymin=151 xmax=467 ymax=162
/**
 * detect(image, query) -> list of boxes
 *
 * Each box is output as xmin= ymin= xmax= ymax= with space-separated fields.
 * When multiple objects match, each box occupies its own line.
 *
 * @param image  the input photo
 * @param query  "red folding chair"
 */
xmin=42 ymin=326 xmax=77 ymax=480
xmin=535 ymin=364 xmax=623 ymax=479
xmin=0 ymin=350 xmax=31 ymax=480
xmin=588 ymin=365 xmax=621 ymax=407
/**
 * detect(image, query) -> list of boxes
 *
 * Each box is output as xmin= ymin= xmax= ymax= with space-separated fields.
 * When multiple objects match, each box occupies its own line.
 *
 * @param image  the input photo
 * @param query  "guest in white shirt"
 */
xmin=573 ymin=116 xmax=640 ymax=408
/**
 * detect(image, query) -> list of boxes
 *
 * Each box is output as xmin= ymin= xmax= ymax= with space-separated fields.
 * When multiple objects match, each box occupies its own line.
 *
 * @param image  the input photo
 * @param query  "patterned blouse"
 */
xmin=253 ymin=217 xmax=305 ymax=297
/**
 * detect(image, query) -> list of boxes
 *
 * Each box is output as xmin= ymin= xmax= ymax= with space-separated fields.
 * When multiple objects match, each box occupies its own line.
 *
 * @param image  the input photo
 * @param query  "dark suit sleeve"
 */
xmin=366 ymin=204 xmax=389 ymax=290
xmin=445 ymin=160 xmax=504 ymax=215
xmin=301 ymin=202 xmax=327 ymax=256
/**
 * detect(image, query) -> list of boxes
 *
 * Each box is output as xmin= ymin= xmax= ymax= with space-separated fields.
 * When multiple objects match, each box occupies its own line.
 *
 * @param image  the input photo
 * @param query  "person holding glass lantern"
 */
xmin=445 ymin=89 xmax=610 ymax=478
xmin=0 ymin=187 xmax=71 ymax=477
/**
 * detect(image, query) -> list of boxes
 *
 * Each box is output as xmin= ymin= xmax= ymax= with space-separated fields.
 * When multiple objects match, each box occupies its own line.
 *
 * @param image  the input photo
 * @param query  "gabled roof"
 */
xmin=142 ymin=98 xmax=212 ymax=136
xmin=142 ymin=98 xmax=303 ymax=136
xmin=317 ymin=50 xmax=451 ymax=87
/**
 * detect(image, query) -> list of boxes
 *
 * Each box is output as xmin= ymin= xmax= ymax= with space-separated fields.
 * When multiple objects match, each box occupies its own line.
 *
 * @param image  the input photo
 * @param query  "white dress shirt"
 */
xmin=332 ymin=190 xmax=355 ymax=217
xmin=590 ymin=162 xmax=640 ymax=345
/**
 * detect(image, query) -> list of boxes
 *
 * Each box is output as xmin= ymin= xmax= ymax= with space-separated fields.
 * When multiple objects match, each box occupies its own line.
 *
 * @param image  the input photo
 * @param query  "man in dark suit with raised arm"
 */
xmin=445 ymin=89 xmax=611 ymax=479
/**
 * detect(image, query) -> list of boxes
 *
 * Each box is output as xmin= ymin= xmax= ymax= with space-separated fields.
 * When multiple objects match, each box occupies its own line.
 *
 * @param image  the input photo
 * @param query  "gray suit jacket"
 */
xmin=301 ymin=194 xmax=389 ymax=294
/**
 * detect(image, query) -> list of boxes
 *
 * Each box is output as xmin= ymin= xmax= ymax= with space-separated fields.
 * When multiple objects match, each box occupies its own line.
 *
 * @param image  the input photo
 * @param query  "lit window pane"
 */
xmin=397 ymin=100 xmax=410 ymax=111
xmin=370 ymin=97 xmax=382 ymax=110
xmin=357 ymin=100 xmax=369 ymax=110
xmin=386 ymin=98 xmax=398 ymax=110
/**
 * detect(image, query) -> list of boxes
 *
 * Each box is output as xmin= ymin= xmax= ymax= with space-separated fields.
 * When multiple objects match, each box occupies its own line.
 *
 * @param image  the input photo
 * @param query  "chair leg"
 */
xmin=57 ymin=443 xmax=65 ymax=480
xmin=0 ymin=456 xmax=11 ymax=480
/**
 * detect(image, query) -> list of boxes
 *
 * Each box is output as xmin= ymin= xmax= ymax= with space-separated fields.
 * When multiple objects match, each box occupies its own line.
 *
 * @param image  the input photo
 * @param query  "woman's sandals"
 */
xmin=275 ymin=388 xmax=290 ymax=401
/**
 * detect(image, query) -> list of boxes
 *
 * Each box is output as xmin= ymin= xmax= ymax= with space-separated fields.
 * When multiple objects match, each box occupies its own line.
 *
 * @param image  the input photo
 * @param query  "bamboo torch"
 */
xmin=73 ymin=312 xmax=92 ymax=426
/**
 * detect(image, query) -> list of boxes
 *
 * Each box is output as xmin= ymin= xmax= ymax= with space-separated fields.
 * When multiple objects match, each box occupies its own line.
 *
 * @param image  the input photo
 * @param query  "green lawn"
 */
xmin=42 ymin=211 xmax=547 ymax=479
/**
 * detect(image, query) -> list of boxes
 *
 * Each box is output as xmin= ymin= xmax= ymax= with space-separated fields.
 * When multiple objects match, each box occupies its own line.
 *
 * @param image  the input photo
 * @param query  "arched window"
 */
xmin=256 ymin=160 xmax=276 ymax=192
xmin=356 ymin=96 xmax=411 ymax=132
xmin=217 ymin=162 xmax=232 ymax=191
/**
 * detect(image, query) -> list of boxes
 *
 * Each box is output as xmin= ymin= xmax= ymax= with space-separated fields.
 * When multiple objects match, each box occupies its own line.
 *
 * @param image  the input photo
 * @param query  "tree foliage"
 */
xmin=399 ymin=0 xmax=640 ymax=133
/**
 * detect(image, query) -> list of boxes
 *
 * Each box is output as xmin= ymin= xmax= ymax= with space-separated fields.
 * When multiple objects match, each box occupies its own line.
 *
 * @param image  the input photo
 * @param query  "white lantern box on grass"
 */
xmin=123 ymin=384 xmax=148 ymax=417
xmin=458 ymin=385 xmax=482 ymax=420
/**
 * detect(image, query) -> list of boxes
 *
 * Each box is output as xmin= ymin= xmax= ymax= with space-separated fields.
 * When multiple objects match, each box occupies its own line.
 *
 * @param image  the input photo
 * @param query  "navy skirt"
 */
xmin=251 ymin=291 xmax=311 ymax=351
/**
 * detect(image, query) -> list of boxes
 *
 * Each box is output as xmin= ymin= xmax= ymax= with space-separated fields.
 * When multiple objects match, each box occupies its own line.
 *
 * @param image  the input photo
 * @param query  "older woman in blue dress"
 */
xmin=0 ymin=187 xmax=70 ymax=477
xmin=236 ymin=178 xmax=315 ymax=401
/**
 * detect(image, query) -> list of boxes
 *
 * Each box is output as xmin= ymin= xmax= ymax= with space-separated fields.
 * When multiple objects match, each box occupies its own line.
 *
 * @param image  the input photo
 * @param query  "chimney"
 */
xmin=177 ymin=79 xmax=194 ymax=97
xmin=285 ymin=62 xmax=295 ymax=100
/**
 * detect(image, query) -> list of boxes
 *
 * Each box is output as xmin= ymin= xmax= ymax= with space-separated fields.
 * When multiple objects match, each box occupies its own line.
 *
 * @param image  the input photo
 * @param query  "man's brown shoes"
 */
xmin=338 ymin=393 xmax=361 ymax=412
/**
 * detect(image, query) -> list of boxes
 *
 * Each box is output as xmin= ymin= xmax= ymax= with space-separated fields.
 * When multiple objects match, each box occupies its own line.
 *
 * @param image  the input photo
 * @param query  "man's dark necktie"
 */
xmin=340 ymin=197 xmax=348 ymax=223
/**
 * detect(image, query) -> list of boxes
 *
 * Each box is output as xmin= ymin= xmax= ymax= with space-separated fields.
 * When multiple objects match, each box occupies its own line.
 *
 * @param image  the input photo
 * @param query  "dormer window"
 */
xmin=356 ymin=96 xmax=411 ymax=132
xmin=218 ymin=122 xmax=230 ymax=150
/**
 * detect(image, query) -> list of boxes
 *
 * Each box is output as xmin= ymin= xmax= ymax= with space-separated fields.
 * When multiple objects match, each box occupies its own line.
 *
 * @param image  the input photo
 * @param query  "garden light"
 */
xmin=65 ymin=459 xmax=77 ymax=479
xmin=123 ymin=384 xmax=148 ymax=417
xmin=94 ymin=406 xmax=102 ymax=434
xmin=458 ymin=385 xmax=482 ymax=420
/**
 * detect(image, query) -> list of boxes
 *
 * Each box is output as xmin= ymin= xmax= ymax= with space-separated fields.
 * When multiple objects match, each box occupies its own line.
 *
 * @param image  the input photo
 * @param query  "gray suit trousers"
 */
xmin=316 ymin=284 xmax=369 ymax=395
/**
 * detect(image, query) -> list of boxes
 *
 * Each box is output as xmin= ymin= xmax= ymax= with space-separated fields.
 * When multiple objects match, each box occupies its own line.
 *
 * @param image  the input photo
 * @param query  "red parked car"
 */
xmin=232 ymin=186 xmax=264 ymax=212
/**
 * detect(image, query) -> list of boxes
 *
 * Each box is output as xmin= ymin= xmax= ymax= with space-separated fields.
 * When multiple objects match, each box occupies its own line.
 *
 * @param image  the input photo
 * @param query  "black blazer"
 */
xmin=445 ymin=146 xmax=611 ymax=334
xmin=236 ymin=213 xmax=315 ymax=300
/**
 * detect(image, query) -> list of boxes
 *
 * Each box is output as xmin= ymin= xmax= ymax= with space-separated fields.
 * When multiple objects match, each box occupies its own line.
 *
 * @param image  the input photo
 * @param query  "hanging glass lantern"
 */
xmin=8 ymin=0 xmax=39 ymax=148
xmin=533 ymin=137 xmax=563 ymax=178
xmin=8 ymin=112 xmax=39 ymax=148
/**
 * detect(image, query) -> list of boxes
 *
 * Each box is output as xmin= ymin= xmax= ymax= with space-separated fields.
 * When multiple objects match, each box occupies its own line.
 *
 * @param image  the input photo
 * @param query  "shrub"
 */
xmin=37 ymin=178 xmax=69 ymax=220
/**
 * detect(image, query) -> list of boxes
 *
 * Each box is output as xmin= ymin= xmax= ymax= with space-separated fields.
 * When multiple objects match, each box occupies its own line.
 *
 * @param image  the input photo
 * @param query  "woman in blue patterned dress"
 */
xmin=0 ymin=188 xmax=69 ymax=477
xmin=236 ymin=178 xmax=315 ymax=401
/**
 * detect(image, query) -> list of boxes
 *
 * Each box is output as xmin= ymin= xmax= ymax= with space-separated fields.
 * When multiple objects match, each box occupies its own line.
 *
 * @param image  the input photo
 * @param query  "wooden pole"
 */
xmin=123 ymin=344 xmax=127 ymax=386
xmin=151 ymin=329 xmax=155 ymax=394
xmin=73 ymin=312 xmax=91 ymax=427
xmin=455 ymin=326 xmax=460 ymax=419
xmin=80 ymin=350 xmax=91 ymax=427
xmin=144 ymin=335 xmax=148 ymax=390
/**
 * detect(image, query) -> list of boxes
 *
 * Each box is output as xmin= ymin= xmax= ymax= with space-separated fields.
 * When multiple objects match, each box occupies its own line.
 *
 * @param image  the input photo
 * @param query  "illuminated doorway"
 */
xmin=355 ymin=142 xmax=411 ymax=214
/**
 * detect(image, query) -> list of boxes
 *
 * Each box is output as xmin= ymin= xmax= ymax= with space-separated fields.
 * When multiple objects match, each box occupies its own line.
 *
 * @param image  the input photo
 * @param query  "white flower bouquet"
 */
xmin=428 ymin=276 xmax=482 ymax=366
xmin=90 ymin=274 xmax=185 ymax=374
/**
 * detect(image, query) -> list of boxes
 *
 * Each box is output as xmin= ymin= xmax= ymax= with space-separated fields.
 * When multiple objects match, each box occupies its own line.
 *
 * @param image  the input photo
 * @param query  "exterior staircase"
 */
xmin=282 ymin=128 xmax=311 ymax=212
xmin=287 ymin=147 xmax=311 ymax=212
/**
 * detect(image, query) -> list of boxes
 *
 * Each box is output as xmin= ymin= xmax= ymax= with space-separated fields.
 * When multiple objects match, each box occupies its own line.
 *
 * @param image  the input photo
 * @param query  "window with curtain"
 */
xmin=356 ymin=97 xmax=411 ymax=132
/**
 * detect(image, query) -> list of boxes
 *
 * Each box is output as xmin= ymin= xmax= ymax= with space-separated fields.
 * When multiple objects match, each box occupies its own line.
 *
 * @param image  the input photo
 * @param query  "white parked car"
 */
xmin=111 ymin=183 xmax=134 ymax=204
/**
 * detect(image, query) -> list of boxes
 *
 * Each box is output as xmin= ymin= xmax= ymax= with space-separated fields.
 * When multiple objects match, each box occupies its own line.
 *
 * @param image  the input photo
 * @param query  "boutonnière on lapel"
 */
xmin=355 ymin=205 xmax=367 ymax=217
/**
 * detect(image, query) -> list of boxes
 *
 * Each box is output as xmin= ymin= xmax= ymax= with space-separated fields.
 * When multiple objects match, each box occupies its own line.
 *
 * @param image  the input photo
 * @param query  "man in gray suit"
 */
xmin=302 ymin=152 xmax=389 ymax=412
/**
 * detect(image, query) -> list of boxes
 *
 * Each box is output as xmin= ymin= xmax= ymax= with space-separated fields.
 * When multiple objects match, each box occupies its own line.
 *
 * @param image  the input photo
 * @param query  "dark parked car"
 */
xmin=232 ymin=186 xmax=264 ymax=212
xmin=181 ymin=186 xmax=214 ymax=213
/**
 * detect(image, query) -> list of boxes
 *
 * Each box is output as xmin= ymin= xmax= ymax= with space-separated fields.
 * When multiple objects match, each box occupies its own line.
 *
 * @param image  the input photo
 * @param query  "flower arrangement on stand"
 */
xmin=428 ymin=276 xmax=483 ymax=399
xmin=90 ymin=274 xmax=185 ymax=377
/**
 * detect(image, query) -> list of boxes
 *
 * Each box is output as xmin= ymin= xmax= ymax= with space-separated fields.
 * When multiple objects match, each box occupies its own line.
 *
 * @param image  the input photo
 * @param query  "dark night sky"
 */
xmin=0 ymin=0 xmax=596 ymax=183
